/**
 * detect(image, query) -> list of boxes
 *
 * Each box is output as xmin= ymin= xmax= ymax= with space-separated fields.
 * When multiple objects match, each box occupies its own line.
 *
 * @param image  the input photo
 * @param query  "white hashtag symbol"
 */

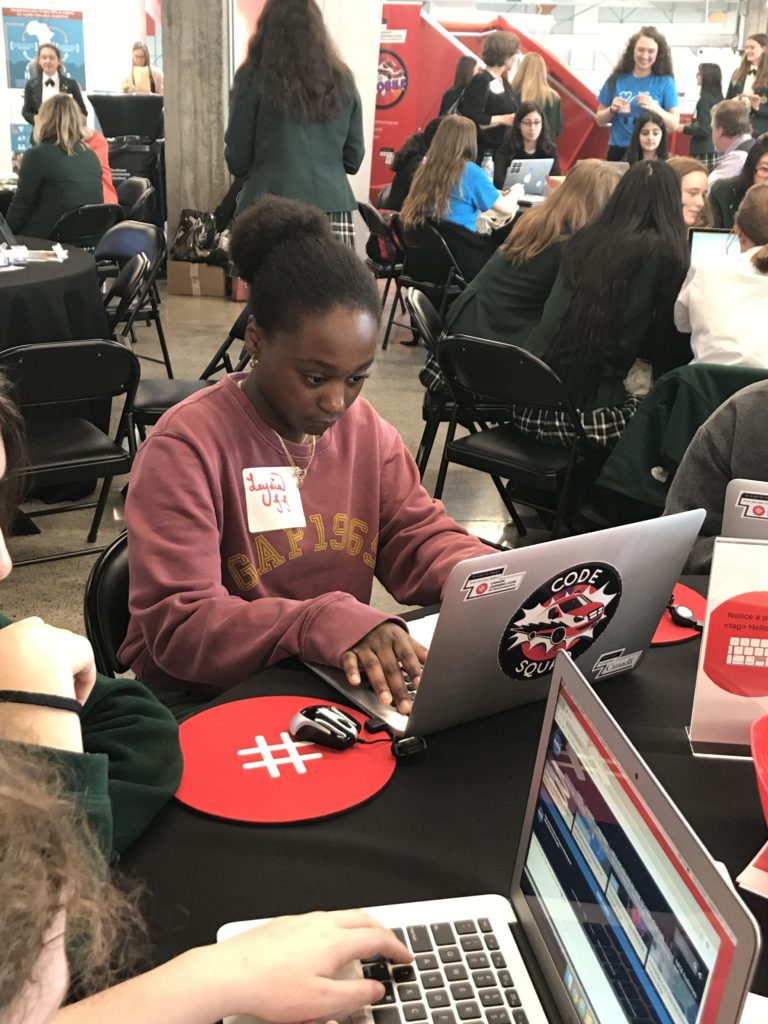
xmin=237 ymin=732 xmax=323 ymax=778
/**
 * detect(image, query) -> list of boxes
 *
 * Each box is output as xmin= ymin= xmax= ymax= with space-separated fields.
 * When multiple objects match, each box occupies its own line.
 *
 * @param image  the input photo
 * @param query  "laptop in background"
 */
xmin=219 ymin=652 xmax=760 ymax=1024
xmin=688 ymin=228 xmax=734 ymax=268
xmin=306 ymin=510 xmax=704 ymax=736
xmin=503 ymin=158 xmax=553 ymax=204
xmin=722 ymin=479 xmax=768 ymax=541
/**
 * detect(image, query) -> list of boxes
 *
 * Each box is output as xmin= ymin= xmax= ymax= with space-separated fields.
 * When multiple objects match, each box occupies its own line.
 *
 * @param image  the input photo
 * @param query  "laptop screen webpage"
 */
xmin=520 ymin=685 xmax=737 ymax=1024
xmin=688 ymin=229 xmax=735 ymax=268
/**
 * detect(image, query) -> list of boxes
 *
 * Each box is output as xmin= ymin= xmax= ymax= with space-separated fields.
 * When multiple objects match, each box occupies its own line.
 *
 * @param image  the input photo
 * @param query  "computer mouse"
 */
xmin=289 ymin=704 xmax=361 ymax=750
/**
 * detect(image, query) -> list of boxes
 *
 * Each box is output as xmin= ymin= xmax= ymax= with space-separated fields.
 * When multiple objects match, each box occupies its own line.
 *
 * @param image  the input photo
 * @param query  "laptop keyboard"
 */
xmin=583 ymin=922 xmax=656 ymax=1023
xmin=363 ymin=917 xmax=530 ymax=1024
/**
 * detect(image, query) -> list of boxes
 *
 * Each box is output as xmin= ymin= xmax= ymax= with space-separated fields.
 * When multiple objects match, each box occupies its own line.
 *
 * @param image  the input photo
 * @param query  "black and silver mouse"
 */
xmin=288 ymin=704 xmax=361 ymax=750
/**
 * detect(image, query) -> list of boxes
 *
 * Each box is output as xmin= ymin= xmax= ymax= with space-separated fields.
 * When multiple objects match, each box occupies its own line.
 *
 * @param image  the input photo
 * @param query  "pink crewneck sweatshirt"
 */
xmin=120 ymin=377 xmax=492 ymax=691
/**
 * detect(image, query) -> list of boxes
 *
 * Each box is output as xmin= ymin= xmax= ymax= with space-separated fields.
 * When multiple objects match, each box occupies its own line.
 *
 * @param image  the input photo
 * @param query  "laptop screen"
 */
xmin=688 ymin=228 xmax=734 ymax=268
xmin=519 ymin=683 xmax=736 ymax=1024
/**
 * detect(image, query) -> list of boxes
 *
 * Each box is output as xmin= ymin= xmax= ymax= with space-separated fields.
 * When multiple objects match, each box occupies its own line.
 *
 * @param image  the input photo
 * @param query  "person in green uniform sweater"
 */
xmin=680 ymin=63 xmax=723 ymax=172
xmin=0 ymin=375 xmax=182 ymax=856
xmin=510 ymin=160 xmax=691 ymax=448
xmin=224 ymin=0 xmax=364 ymax=247
xmin=510 ymin=52 xmax=562 ymax=139
xmin=709 ymin=138 xmax=768 ymax=228
xmin=6 ymin=93 xmax=102 ymax=240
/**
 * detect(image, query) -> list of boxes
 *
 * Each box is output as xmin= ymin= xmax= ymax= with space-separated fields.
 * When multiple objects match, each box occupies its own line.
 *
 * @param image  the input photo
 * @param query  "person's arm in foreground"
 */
xmin=343 ymin=84 xmax=366 ymax=175
xmin=56 ymin=910 xmax=412 ymax=1024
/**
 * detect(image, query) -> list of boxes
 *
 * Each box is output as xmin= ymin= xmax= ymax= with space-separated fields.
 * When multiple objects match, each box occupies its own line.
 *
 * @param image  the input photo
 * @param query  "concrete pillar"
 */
xmin=162 ymin=0 xmax=231 ymax=239
xmin=743 ymin=0 xmax=768 ymax=41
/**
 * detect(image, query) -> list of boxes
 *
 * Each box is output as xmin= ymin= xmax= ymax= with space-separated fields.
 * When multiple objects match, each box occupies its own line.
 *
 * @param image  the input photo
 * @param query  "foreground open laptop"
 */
xmin=503 ymin=158 xmax=553 ymax=204
xmin=722 ymin=479 xmax=768 ymax=541
xmin=307 ymin=511 xmax=705 ymax=736
xmin=219 ymin=651 xmax=760 ymax=1024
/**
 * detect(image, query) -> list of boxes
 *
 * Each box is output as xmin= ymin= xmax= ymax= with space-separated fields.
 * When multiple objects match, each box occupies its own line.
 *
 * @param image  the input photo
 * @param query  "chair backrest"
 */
xmin=83 ymin=531 xmax=130 ymax=676
xmin=116 ymin=176 xmax=152 ymax=210
xmin=377 ymin=184 xmax=393 ymax=209
xmin=357 ymin=201 xmax=396 ymax=242
xmin=104 ymin=252 xmax=150 ymax=332
xmin=94 ymin=219 xmax=165 ymax=272
xmin=50 ymin=203 xmax=124 ymax=249
xmin=438 ymin=334 xmax=582 ymax=420
xmin=404 ymin=288 xmax=443 ymax=358
xmin=395 ymin=216 xmax=462 ymax=289
xmin=0 ymin=340 xmax=140 ymax=410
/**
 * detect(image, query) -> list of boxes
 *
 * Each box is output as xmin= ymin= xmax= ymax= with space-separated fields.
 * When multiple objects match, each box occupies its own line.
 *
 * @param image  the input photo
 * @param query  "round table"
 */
xmin=0 ymin=236 xmax=109 ymax=351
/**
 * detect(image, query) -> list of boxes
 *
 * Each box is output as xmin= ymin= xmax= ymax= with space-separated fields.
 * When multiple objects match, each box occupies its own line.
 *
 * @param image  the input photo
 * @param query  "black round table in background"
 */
xmin=0 ymin=236 xmax=109 ymax=351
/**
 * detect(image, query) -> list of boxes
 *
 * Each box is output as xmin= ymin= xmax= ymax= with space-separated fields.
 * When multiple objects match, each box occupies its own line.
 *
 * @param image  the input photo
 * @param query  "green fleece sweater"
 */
xmin=0 ymin=612 xmax=182 ymax=855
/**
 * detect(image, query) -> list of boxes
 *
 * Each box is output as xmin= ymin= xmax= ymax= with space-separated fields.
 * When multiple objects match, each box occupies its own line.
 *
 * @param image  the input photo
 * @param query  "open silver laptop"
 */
xmin=722 ymin=479 xmax=768 ymax=541
xmin=307 ymin=511 xmax=704 ymax=736
xmin=219 ymin=652 xmax=760 ymax=1024
xmin=688 ymin=228 xmax=734 ymax=268
xmin=503 ymin=158 xmax=553 ymax=204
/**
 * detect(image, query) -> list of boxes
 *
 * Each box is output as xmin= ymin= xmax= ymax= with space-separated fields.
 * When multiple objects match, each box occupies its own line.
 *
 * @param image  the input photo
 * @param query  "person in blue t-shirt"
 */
xmin=596 ymin=26 xmax=679 ymax=160
xmin=401 ymin=114 xmax=520 ymax=280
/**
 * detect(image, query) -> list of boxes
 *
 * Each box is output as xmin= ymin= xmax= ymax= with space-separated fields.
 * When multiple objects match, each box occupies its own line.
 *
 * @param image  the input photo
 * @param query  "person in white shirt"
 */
xmin=675 ymin=182 xmax=768 ymax=367
xmin=21 ymin=43 xmax=87 ymax=125
xmin=708 ymin=100 xmax=755 ymax=185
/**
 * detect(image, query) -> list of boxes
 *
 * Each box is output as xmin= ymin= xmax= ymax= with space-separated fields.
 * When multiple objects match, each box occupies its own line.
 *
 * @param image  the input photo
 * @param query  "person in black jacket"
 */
xmin=493 ymin=101 xmax=561 ymax=187
xmin=386 ymin=118 xmax=442 ymax=211
xmin=439 ymin=56 xmax=477 ymax=116
xmin=680 ymin=63 xmax=723 ymax=171
xmin=21 ymin=43 xmax=87 ymax=125
xmin=458 ymin=31 xmax=520 ymax=162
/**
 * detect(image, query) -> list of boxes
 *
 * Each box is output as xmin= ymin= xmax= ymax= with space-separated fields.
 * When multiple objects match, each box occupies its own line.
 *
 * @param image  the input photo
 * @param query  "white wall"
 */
xmin=0 ymin=0 xmax=147 ymax=174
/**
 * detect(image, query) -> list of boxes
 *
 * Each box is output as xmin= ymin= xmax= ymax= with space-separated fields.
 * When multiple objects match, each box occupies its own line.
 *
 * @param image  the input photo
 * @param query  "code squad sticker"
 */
xmin=498 ymin=563 xmax=621 ymax=680
xmin=462 ymin=566 xmax=526 ymax=601
xmin=703 ymin=591 xmax=768 ymax=697
xmin=376 ymin=49 xmax=408 ymax=109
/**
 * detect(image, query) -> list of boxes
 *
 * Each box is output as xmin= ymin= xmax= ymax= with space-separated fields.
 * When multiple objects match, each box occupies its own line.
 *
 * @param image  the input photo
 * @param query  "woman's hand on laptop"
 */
xmin=205 ymin=909 xmax=412 ymax=1023
xmin=341 ymin=623 xmax=429 ymax=714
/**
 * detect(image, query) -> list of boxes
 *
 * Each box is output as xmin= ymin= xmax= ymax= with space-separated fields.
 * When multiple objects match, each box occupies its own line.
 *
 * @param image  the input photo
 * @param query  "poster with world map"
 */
xmin=3 ymin=7 xmax=86 ymax=89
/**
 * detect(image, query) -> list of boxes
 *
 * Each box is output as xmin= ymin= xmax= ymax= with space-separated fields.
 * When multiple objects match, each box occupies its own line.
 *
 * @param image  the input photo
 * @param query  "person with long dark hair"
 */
xmin=511 ymin=161 xmax=690 ymax=448
xmin=624 ymin=111 xmax=668 ymax=164
xmin=726 ymin=33 xmax=768 ymax=137
xmin=709 ymin=138 xmax=768 ymax=228
xmin=681 ymin=63 xmax=723 ymax=171
xmin=225 ymin=0 xmax=364 ymax=246
xmin=596 ymin=26 xmax=679 ymax=161
xmin=493 ymin=101 xmax=561 ymax=188
xmin=21 ymin=42 xmax=87 ymax=125
xmin=386 ymin=118 xmax=443 ymax=211
xmin=439 ymin=55 xmax=477 ymax=116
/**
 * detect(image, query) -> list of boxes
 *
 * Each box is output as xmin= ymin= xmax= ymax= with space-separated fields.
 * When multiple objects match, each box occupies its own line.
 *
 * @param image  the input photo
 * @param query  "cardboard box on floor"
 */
xmin=167 ymin=261 xmax=229 ymax=297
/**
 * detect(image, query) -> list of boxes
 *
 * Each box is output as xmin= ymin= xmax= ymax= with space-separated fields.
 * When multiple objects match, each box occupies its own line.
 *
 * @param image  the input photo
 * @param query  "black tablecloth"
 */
xmin=0 ymin=237 xmax=109 ymax=351
xmin=122 ymin=589 xmax=768 ymax=994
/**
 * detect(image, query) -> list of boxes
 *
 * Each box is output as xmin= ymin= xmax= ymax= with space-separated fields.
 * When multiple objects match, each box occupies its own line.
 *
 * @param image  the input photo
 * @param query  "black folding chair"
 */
xmin=132 ymin=308 xmax=251 ymax=439
xmin=103 ymin=253 xmax=150 ymax=336
xmin=384 ymin=217 xmax=465 ymax=349
xmin=357 ymin=201 xmax=404 ymax=320
xmin=0 ymin=340 xmax=140 ymax=565
xmin=50 ymin=203 xmax=124 ymax=251
xmin=435 ymin=335 xmax=595 ymax=539
xmin=83 ymin=531 xmax=130 ymax=677
xmin=377 ymin=184 xmax=394 ymax=209
xmin=94 ymin=221 xmax=173 ymax=377
xmin=116 ymin=176 xmax=155 ymax=221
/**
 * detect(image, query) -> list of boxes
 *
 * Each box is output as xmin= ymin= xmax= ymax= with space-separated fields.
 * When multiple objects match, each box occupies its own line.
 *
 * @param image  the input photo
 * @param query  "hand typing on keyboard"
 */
xmin=341 ymin=623 xmax=429 ymax=715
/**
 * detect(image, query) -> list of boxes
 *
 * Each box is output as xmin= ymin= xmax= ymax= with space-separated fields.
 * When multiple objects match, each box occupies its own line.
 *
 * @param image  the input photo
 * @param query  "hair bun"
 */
xmin=230 ymin=195 xmax=332 ymax=281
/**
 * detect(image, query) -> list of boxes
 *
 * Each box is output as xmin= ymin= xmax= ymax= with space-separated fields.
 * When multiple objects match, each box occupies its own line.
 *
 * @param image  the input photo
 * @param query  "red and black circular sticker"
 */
xmin=704 ymin=592 xmax=768 ymax=697
xmin=498 ymin=563 xmax=622 ymax=680
xmin=377 ymin=49 xmax=408 ymax=109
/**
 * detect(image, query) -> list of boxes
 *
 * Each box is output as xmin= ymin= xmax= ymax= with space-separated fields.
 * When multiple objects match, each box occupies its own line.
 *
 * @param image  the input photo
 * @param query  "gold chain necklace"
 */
xmin=273 ymin=430 xmax=316 ymax=488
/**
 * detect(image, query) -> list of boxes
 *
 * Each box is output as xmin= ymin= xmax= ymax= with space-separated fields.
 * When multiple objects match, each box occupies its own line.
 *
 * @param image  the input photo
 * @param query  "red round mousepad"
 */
xmin=177 ymin=697 xmax=395 ymax=824
xmin=651 ymin=583 xmax=707 ymax=646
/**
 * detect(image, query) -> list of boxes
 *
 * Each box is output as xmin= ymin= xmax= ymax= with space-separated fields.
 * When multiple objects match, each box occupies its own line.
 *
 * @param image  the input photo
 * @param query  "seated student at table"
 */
xmin=400 ymin=114 xmax=520 ymax=281
xmin=708 ymin=99 xmax=755 ymax=186
xmin=709 ymin=137 xmax=768 ymax=228
xmin=386 ymin=118 xmax=442 ymax=211
xmin=0 ymin=375 xmax=182 ymax=855
xmin=83 ymin=121 xmax=118 ymax=205
xmin=668 ymin=156 xmax=712 ymax=228
xmin=624 ymin=110 xmax=669 ymax=164
xmin=492 ymin=101 xmax=561 ymax=188
xmin=0 ymin=743 xmax=410 ymax=1024
xmin=21 ymin=42 xmax=87 ymax=125
xmin=511 ymin=52 xmax=562 ymax=139
xmin=120 ymin=196 xmax=494 ymax=713
xmin=6 ymin=94 xmax=102 ymax=240
xmin=595 ymin=26 xmax=679 ymax=161
xmin=674 ymin=183 xmax=768 ymax=368
xmin=510 ymin=160 xmax=690 ymax=448
xmin=665 ymin=380 xmax=768 ymax=572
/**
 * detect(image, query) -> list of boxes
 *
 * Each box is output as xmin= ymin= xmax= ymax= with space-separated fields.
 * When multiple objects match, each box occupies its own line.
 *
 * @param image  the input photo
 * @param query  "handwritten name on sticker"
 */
xmin=243 ymin=467 xmax=306 ymax=534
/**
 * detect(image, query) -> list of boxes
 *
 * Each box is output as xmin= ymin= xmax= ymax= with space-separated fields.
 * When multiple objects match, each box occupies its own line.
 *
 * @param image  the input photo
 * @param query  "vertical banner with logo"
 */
xmin=371 ymin=2 xmax=422 ymax=201
xmin=2 ymin=7 xmax=86 ymax=89
xmin=689 ymin=537 xmax=768 ymax=757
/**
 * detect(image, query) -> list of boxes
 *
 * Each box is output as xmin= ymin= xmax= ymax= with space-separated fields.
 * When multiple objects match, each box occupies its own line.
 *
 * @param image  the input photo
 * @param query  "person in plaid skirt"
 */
xmin=680 ymin=63 xmax=723 ymax=174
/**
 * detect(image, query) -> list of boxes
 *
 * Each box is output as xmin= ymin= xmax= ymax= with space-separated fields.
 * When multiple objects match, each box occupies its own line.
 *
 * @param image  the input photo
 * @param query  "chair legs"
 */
xmin=415 ymin=400 xmax=446 ymax=479
xmin=490 ymin=477 xmax=527 ymax=537
xmin=150 ymin=294 xmax=174 ymax=378
xmin=87 ymin=476 xmax=114 ymax=543
xmin=382 ymin=278 xmax=402 ymax=350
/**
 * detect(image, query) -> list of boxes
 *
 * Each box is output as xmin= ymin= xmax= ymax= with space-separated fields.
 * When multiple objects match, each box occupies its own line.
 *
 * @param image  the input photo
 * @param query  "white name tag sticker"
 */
xmin=243 ymin=468 xmax=306 ymax=533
